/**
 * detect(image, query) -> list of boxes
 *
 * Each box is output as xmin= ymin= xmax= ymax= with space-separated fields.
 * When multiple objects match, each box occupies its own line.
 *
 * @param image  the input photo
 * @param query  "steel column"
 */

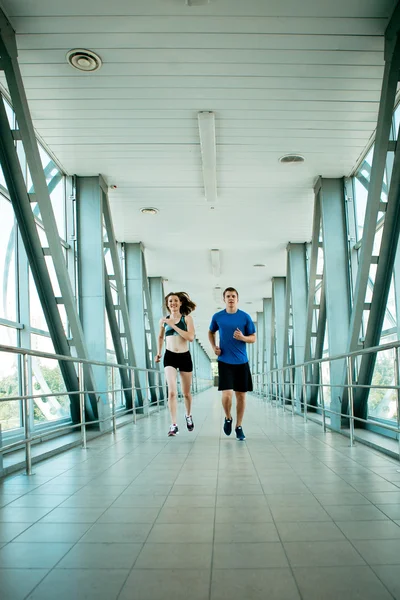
xmin=76 ymin=176 xmax=109 ymax=429
xmin=319 ymin=178 xmax=352 ymax=429
xmin=125 ymin=243 xmax=149 ymax=412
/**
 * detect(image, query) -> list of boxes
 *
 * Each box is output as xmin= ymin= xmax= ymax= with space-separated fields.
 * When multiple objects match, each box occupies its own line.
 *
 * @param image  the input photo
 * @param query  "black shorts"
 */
xmin=218 ymin=361 xmax=253 ymax=392
xmin=163 ymin=350 xmax=193 ymax=372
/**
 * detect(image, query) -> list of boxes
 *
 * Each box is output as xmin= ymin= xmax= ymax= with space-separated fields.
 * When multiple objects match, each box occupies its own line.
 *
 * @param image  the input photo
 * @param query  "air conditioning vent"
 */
xmin=279 ymin=154 xmax=305 ymax=164
xmin=66 ymin=49 xmax=102 ymax=72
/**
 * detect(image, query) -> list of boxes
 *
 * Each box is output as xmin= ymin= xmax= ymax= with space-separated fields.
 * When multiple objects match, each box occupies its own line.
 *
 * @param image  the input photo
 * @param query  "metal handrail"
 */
xmin=0 ymin=343 xmax=213 ymax=476
xmin=251 ymin=340 xmax=400 ymax=459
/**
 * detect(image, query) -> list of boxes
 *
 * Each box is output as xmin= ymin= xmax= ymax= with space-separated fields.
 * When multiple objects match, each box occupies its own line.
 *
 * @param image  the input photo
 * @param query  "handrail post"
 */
xmin=288 ymin=366 xmax=295 ymax=416
xmin=111 ymin=367 xmax=117 ymax=434
xmin=347 ymin=356 xmax=355 ymax=447
xmin=319 ymin=362 xmax=326 ymax=433
xmin=78 ymin=362 xmax=87 ymax=449
xmin=131 ymin=369 xmax=137 ymax=424
xmin=394 ymin=347 xmax=400 ymax=461
xmin=22 ymin=353 xmax=32 ymax=475
xmin=281 ymin=370 xmax=286 ymax=412
xmin=302 ymin=365 xmax=308 ymax=423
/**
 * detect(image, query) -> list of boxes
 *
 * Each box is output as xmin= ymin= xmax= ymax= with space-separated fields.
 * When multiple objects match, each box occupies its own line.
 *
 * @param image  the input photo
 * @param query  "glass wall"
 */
xmin=0 ymin=95 xmax=76 ymax=437
xmin=352 ymin=104 xmax=400 ymax=430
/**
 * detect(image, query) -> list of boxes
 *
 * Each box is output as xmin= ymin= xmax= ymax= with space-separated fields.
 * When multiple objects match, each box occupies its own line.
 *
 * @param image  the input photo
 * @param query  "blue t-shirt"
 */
xmin=209 ymin=309 xmax=256 ymax=365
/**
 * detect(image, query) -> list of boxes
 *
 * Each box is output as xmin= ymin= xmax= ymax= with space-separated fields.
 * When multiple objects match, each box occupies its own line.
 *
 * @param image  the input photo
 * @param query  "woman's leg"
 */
xmin=180 ymin=370 xmax=193 ymax=416
xmin=165 ymin=366 xmax=178 ymax=424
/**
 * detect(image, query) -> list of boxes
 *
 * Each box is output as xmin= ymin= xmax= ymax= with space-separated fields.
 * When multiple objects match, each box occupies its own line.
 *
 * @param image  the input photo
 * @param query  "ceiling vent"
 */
xmin=279 ymin=154 xmax=305 ymax=164
xmin=66 ymin=49 xmax=102 ymax=72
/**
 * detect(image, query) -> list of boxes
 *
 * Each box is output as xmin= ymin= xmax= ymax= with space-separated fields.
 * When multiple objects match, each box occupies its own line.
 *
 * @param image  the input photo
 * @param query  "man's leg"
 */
xmin=235 ymin=391 xmax=246 ymax=427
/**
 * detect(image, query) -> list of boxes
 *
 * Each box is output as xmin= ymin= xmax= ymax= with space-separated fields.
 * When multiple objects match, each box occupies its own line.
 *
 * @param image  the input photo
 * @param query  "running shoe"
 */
xmin=235 ymin=426 xmax=246 ymax=441
xmin=168 ymin=424 xmax=179 ymax=437
xmin=185 ymin=415 xmax=194 ymax=432
xmin=223 ymin=417 xmax=233 ymax=436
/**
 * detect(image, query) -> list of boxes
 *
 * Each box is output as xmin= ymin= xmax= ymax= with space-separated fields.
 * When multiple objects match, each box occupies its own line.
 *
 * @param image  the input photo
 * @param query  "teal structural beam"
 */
xmin=263 ymin=298 xmax=272 ymax=396
xmin=125 ymin=242 xmax=150 ymax=412
xmin=149 ymin=276 xmax=165 ymax=402
xmin=319 ymin=178 xmax=352 ymax=429
xmin=76 ymin=176 xmax=109 ymax=429
xmin=271 ymin=277 xmax=286 ymax=371
xmin=286 ymin=243 xmax=308 ymax=411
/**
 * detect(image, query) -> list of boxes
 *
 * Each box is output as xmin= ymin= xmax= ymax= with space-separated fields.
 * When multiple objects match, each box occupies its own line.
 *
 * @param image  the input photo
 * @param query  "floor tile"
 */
xmin=98 ymin=507 xmax=159 ymax=523
xmin=336 ymin=520 xmax=400 ymax=540
xmin=0 ymin=522 xmax=32 ymax=543
xmin=210 ymin=568 xmax=301 ymax=600
xmin=156 ymin=506 xmax=215 ymax=523
xmin=276 ymin=521 xmax=346 ymax=542
xmin=119 ymin=569 xmax=210 ymax=600
xmin=13 ymin=522 xmax=91 ymax=543
xmin=26 ymin=568 xmax=129 ymax=600
xmin=214 ymin=522 xmax=279 ymax=543
xmin=147 ymin=523 xmax=214 ymax=543
xmin=134 ymin=542 xmax=212 ymax=569
xmin=293 ymin=566 xmax=394 ymax=600
xmin=216 ymin=506 xmax=273 ymax=523
xmin=0 ymin=569 xmax=49 ymax=600
xmin=352 ymin=539 xmax=400 ymax=564
xmin=57 ymin=542 xmax=143 ymax=568
xmin=371 ymin=565 xmax=400 ymax=599
xmin=323 ymin=504 xmax=388 ymax=521
xmin=213 ymin=542 xmax=288 ymax=569
xmin=80 ymin=523 xmax=152 ymax=543
xmin=0 ymin=542 xmax=72 ymax=568
xmin=283 ymin=540 xmax=366 ymax=567
xmin=39 ymin=507 xmax=105 ymax=523
xmin=269 ymin=505 xmax=331 ymax=522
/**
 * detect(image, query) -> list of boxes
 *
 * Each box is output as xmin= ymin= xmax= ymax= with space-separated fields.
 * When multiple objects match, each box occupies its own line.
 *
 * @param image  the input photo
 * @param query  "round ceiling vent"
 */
xmin=279 ymin=154 xmax=305 ymax=164
xmin=66 ymin=49 xmax=102 ymax=72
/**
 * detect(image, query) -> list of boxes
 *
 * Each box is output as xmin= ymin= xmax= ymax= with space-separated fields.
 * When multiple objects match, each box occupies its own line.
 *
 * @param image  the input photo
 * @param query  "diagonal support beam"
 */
xmin=101 ymin=183 xmax=143 ymax=409
xmin=346 ymin=29 xmax=400 ymax=356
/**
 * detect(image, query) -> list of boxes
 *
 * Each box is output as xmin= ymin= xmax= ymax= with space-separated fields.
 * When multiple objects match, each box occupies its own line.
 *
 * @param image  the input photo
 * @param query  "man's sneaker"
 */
xmin=223 ymin=418 xmax=233 ymax=436
xmin=185 ymin=415 xmax=194 ymax=432
xmin=168 ymin=424 xmax=179 ymax=437
xmin=235 ymin=426 xmax=246 ymax=441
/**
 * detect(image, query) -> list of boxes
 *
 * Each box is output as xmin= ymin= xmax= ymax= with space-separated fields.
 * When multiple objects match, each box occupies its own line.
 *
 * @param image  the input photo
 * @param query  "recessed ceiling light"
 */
xmin=140 ymin=207 xmax=158 ymax=215
xmin=279 ymin=154 xmax=305 ymax=164
xmin=253 ymin=264 xmax=265 ymax=267
xmin=66 ymin=49 xmax=102 ymax=72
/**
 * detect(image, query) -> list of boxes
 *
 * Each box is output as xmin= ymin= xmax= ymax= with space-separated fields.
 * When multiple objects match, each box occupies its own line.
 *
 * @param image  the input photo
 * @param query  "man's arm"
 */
xmin=233 ymin=330 xmax=256 ymax=343
xmin=208 ymin=330 xmax=221 ymax=356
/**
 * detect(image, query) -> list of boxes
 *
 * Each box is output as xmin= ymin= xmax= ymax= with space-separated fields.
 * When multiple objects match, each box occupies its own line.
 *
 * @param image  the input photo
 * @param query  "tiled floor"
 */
xmin=1 ymin=389 xmax=400 ymax=599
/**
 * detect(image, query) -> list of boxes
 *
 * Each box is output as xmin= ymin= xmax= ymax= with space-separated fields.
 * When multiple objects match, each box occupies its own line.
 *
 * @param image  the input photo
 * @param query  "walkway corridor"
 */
xmin=1 ymin=390 xmax=400 ymax=600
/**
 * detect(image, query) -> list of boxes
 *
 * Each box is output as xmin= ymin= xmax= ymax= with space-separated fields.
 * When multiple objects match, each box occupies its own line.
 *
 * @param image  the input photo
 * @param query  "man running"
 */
xmin=208 ymin=287 xmax=256 ymax=441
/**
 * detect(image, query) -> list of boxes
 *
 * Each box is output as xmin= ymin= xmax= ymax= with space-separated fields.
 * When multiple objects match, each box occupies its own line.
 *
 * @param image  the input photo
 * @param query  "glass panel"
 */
xmin=0 ymin=196 xmax=17 ymax=321
xmin=29 ymin=269 xmax=48 ymax=331
xmin=49 ymin=176 xmax=66 ymax=239
xmin=0 ymin=326 xmax=20 ymax=431
xmin=368 ymin=344 xmax=397 ymax=422
xmin=30 ymin=334 xmax=70 ymax=425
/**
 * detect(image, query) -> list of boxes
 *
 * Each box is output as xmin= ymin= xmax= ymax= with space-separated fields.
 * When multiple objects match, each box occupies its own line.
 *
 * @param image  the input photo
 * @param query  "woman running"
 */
xmin=155 ymin=292 xmax=196 ymax=437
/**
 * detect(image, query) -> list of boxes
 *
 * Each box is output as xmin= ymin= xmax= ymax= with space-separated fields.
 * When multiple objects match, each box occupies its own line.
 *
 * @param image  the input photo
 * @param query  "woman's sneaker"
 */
xmin=185 ymin=415 xmax=194 ymax=432
xmin=168 ymin=424 xmax=179 ymax=437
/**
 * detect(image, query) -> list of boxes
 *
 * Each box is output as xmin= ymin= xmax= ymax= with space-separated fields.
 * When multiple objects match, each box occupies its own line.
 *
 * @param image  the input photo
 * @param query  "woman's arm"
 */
xmin=155 ymin=320 xmax=165 ymax=362
xmin=164 ymin=315 xmax=195 ymax=342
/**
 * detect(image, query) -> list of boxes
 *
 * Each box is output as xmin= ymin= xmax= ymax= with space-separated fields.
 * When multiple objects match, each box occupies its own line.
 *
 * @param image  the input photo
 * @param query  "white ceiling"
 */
xmin=1 ymin=0 xmax=397 ymax=354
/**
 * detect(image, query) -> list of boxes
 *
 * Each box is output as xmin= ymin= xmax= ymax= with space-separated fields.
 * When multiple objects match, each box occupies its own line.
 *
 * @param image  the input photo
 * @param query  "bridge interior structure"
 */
xmin=1 ymin=0 xmax=400 ymax=599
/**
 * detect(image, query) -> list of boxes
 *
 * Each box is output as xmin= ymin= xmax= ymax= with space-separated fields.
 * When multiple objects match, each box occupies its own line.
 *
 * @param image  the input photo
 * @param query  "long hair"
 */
xmin=165 ymin=292 xmax=196 ymax=316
